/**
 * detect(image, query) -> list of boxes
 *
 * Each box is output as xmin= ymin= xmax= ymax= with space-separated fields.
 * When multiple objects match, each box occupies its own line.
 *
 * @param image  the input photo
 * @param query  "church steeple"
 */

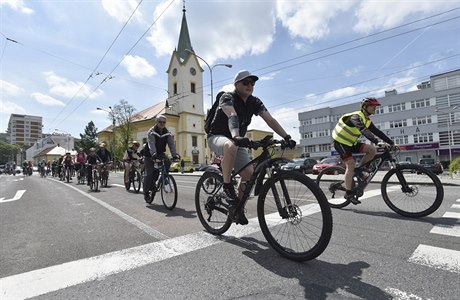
xmin=176 ymin=1 xmax=193 ymax=64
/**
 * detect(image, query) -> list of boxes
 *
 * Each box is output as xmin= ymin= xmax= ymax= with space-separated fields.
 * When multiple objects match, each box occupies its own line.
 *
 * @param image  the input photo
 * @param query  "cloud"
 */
xmin=31 ymin=92 xmax=66 ymax=106
xmin=100 ymin=0 xmax=142 ymax=23
xmin=0 ymin=0 xmax=34 ymax=14
xmin=0 ymin=100 xmax=26 ymax=114
xmin=43 ymin=71 xmax=103 ymax=99
xmin=249 ymin=107 xmax=301 ymax=141
xmin=121 ymin=55 xmax=157 ymax=79
xmin=323 ymin=86 xmax=358 ymax=100
xmin=276 ymin=0 xmax=356 ymax=41
xmin=353 ymin=0 xmax=458 ymax=33
xmin=147 ymin=1 xmax=275 ymax=64
xmin=0 ymin=79 xmax=24 ymax=96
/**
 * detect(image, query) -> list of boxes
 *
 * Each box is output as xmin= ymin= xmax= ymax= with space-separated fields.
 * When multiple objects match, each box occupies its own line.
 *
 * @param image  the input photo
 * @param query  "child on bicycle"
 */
xmin=123 ymin=141 xmax=140 ymax=184
xmin=332 ymin=97 xmax=395 ymax=204
xmin=86 ymin=148 xmax=102 ymax=185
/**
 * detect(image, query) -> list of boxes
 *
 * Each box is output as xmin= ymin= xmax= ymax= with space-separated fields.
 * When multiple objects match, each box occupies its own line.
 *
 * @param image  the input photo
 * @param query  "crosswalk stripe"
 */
xmin=408 ymin=244 xmax=460 ymax=273
xmin=430 ymin=212 xmax=460 ymax=237
xmin=452 ymin=204 xmax=460 ymax=209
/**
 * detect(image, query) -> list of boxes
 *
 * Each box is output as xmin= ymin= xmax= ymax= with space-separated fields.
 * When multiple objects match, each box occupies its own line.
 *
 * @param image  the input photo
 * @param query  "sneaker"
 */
xmin=236 ymin=211 xmax=249 ymax=225
xmin=144 ymin=193 xmax=153 ymax=204
xmin=345 ymin=193 xmax=361 ymax=205
xmin=223 ymin=183 xmax=239 ymax=205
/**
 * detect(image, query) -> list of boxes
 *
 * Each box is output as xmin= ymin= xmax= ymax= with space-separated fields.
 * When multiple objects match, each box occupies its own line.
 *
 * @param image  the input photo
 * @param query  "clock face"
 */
xmin=172 ymin=68 xmax=177 ymax=76
xmin=190 ymin=67 xmax=196 ymax=76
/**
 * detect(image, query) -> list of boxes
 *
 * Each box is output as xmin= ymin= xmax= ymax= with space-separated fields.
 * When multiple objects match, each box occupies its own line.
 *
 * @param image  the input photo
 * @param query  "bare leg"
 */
xmin=222 ymin=141 xmax=237 ymax=183
xmin=344 ymin=159 xmax=355 ymax=191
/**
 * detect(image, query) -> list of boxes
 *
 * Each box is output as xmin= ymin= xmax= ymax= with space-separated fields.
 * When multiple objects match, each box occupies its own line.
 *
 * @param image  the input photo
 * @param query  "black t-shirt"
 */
xmin=209 ymin=91 xmax=267 ymax=139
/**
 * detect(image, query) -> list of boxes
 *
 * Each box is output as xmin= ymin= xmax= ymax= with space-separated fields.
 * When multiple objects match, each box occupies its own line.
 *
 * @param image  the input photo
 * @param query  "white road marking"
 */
xmin=50 ymin=179 xmax=169 ymax=240
xmin=0 ymin=204 xmax=323 ymax=299
xmin=385 ymin=287 xmax=427 ymax=300
xmin=452 ymin=204 xmax=460 ymax=209
xmin=0 ymin=190 xmax=26 ymax=203
xmin=430 ymin=212 xmax=460 ymax=237
xmin=409 ymin=244 xmax=460 ymax=273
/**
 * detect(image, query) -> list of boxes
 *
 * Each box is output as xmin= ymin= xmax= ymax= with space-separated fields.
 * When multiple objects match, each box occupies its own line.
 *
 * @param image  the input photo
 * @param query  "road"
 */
xmin=1 ymin=172 xmax=459 ymax=299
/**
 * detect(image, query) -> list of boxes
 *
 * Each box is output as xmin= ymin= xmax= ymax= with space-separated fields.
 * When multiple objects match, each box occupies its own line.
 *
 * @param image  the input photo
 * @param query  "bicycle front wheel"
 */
xmin=132 ymin=171 xmax=142 ymax=193
xmin=92 ymin=172 xmax=99 ymax=191
xmin=316 ymin=166 xmax=351 ymax=208
xmin=161 ymin=175 xmax=177 ymax=210
xmin=381 ymin=164 xmax=444 ymax=218
xmin=258 ymin=171 xmax=333 ymax=261
xmin=195 ymin=171 xmax=232 ymax=235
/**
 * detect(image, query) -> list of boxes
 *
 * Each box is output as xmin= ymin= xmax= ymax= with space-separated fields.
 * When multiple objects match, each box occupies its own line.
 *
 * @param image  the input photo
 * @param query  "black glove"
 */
xmin=233 ymin=136 xmax=251 ymax=147
xmin=284 ymin=135 xmax=296 ymax=149
xmin=151 ymin=153 xmax=157 ymax=160
xmin=172 ymin=154 xmax=180 ymax=160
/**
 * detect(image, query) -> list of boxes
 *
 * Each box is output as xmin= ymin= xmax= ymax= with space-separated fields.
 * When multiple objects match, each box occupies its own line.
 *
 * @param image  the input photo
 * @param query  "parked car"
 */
xmin=281 ymin=158 xmax=317 ymax=174
xmin=169 ymin=162 xmax=194 ymax=173
xmin=418 ymin=158 xmax=443 ymax=175
xmin=312 ymin=157 xmax=344 ymax=175
xmin=196 ymin=163 xmax=219 ymax=171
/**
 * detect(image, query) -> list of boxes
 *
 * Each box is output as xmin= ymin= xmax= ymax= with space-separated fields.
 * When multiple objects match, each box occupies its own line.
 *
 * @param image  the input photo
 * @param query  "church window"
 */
xmin=191 ymin=82 xmax=196 ymax=93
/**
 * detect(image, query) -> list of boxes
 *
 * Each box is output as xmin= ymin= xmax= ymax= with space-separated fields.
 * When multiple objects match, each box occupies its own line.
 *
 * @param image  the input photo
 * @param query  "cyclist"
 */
xmin=123 ymin=141 xmax=140 ymax=184
xmin=332 ymin=97 xmax=395 ymax=205
xmin=62 ymin=152 xmax=74 ymax=179
xmin=86 ymin=147 xmax=102 ymax=185
xmin=96 ymin=142 xmax=112 ymax=165
xmin=207 ymin=70 xmax=296 ymax=225
xmin=75 ymin=148 xmax=87 ymax=179
xmin=38 ymin=159 xmax=47 ymax=177
xmin=142 ymin=114 xmax=180 ymax=203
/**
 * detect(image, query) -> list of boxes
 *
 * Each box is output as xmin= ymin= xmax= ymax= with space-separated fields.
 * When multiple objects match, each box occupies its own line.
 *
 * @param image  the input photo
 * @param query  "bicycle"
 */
xmin=99 ymin=162 xmax=110 ymax=188
xmin=144 ymin=156 xmax=178 ymax=210
xmin=315 ymin=146 xmax=444 ymax=218
xmin=88 ymin=164 xmax=99 ymax=192
xmin=63 ymin=165 xmax=72 ymax=183
xmin=124 ymin=159 xmax=142 ymax=193
xmin=76 ymin=162 xmax=86 ymax=184
xmin=195 ymin=135 xmax=333 ymax=262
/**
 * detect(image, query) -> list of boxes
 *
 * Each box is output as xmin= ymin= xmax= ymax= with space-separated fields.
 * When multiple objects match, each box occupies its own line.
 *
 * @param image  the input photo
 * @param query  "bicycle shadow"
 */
xmin=343 ymin=208 xmax=459 ymax=227
xmin=145 ymin=203 xmax=196 ymax=219
xmin=226 ymin=236 xmax=393 ymax=300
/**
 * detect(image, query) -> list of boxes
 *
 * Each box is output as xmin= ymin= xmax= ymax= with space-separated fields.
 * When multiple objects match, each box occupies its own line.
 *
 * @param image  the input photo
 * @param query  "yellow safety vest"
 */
xmin=332 ymin=111 xmax=371 ymax=146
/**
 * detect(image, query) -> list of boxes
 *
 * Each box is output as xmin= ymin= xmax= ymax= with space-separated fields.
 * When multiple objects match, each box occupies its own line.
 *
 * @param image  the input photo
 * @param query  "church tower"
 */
xmin=165 ymin=3 xmax=206 ymax=164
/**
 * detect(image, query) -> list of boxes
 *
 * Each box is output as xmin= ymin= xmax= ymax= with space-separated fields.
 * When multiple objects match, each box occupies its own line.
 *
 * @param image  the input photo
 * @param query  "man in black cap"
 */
xmin=207 ymin=70 xmax=296 ymax=225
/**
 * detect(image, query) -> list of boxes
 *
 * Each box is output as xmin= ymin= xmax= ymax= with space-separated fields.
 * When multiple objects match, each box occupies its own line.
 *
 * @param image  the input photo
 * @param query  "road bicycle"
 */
xmin=88 ymin=164 xmax=99 ymax=192
xmin=76 ymin=163 xmax=86 ymax=184
xmin=195 ymin=135 xmax=333 ymax=262
xmin=145 ymin=156 xmax=178 ymax=210
xmin=315 ymin=146 xmax=444 ymax=218
xmin=124 ymin=159 xmax=142 ymax=193
xmin=64 ymin=165 xmax=72 ymax=183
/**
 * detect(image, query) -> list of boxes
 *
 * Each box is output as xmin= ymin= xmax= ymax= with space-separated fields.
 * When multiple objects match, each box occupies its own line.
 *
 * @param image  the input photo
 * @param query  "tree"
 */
xmin=76 ymin=121 xmax=98 ymax=151
xmin=112 ymin=99 xmax=136 ymax=158
xmin=0 ymin=140 xmax=20 ymax=164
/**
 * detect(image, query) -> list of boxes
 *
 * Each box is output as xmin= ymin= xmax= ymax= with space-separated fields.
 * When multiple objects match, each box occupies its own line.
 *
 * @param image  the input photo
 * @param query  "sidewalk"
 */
xmin=173 ymin=170 xmax=460 ymax=186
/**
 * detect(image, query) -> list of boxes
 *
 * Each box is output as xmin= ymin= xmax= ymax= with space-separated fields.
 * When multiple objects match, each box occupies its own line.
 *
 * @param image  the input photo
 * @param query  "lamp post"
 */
xmin=97 ymin=106 xmax=116 ymax=158
xmin=54 ymin=128 xmax=71 ymax=151
xmin=436 ymin=106 xmax=458 ymax=164
xmin=185 ymin=49 xmax=232 ymax=107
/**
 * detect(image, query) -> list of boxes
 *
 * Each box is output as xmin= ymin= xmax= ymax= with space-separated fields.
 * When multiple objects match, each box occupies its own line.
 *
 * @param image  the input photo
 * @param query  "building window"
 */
xmin=303 ymin=132 xmax=313 ymax=139
xmin=388 ymin=103 xmax=406 ymax=113
xmin=411 ymin=98 xmax=430 ymax=109
xmin=317 ymin=129 xmax=329 ymax=137
xmin=394 ymin=135 xmax=409 ymax=145
xmin=173 ymin=83 xmax=178 ymax=95
xmin=375 ymin=106 xmax=384 ymax=115
xmin=192 ymin=136 xmax=197 ymax=147
xmin=389 ymin=120 xmax=407 ymax=128
xmin=319 ymin=144 xmax=330 ymax=152
xmin=191 ymin=82 xmax=196 ymax=93
xmin=413 ymin=133 xmax=433 ymax=143
xmin=306 ymin=145 xmax=316 ymax=153
xmin=415 ymin=115 xmax=432 ymax=125
xmin=374 ymin=122 xmax=384 ymax=129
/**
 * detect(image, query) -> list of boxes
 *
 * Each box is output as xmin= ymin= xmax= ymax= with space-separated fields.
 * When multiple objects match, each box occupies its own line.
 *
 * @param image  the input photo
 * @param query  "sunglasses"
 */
xmin=157 ymin=121 xmax=166 ymax=124
xmin=241 ymin=79 xmax=255 ymax=86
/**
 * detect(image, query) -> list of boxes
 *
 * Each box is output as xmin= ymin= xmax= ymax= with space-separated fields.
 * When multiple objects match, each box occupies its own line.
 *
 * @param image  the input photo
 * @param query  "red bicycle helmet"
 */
xmin=361 ymin=97 xmax=381 ymax=109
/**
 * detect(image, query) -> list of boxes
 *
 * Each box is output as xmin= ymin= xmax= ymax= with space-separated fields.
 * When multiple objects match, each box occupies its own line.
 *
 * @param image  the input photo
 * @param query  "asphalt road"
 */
xmin=1 ymin=172 xmax=459 ymax=299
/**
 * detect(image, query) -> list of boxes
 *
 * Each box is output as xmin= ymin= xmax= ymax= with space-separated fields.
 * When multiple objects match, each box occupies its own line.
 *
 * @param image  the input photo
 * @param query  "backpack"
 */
xmin=204 ymin=91 xmax=226 ymax=134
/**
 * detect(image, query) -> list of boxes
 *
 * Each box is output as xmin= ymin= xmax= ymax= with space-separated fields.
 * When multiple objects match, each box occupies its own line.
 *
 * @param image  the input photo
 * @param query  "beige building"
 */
xmin=6 ymin=114 xmax=43 ymax=146
xmin=98 ymin=8 xmax=207 ymax=164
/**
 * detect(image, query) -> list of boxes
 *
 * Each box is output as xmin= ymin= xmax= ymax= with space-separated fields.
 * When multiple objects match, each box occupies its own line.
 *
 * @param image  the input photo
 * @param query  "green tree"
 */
xmin=112 ymin=99 xmax=136 ymax=159
xmin=0 ymin=140 xmax=20 ymax=164
xmin=76 ymin=121 xmax=98 ymax=151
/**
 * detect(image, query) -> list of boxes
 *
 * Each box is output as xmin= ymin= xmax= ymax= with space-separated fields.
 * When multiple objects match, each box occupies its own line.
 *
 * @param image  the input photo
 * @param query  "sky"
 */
xmin=1 ymin=0 xmax=459 ymax=142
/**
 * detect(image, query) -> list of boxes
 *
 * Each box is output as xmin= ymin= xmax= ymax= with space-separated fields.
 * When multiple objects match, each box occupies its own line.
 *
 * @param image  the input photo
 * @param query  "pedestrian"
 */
xmin=180 ymin=159 xmax=185 ymax=174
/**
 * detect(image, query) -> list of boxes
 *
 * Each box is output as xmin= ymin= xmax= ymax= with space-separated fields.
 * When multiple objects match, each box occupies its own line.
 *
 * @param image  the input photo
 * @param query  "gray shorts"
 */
xmin=208 ymin=135 xmax=251 ymax=172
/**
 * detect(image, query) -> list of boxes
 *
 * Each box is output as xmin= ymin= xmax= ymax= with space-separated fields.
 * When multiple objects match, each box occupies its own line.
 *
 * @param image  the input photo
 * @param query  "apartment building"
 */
xmin=6 ymin=114 xmax=43 ymax=146
xmin=298 ymin=69 xmax=460 ymax=165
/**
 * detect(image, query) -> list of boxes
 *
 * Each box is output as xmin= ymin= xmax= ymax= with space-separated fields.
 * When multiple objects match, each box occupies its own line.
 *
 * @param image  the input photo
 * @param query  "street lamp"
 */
xmin=185 ymin=49 xmax=232 ymax=107
xmin=54 ymin=128 xmax=71 ymax=151
xmin=435 ymin=105 xmax=458 ymax=164
xmin=97 ymin=106 xmax=116 ymax=158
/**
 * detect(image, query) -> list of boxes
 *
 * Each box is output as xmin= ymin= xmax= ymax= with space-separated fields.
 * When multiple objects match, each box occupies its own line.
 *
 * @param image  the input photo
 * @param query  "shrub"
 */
xmin=448 ymin=157 xmax=460 ymax=175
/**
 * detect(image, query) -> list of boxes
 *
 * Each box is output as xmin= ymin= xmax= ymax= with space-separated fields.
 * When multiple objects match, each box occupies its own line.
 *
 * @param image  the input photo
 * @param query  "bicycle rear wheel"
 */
xmin=92 ymin=171 xmax=99 ymax=191
xmin=381 ymin=164 xmax=444 ymax=218
xmin=195 ymin=171 xmax=232 ymax=235
xmin=161 ymin=175 xmax=177 ymax=210
xmin=124 ymin=170 xmax=131 ymax=191
xmin=258 ymin=171 xmax=333 ymax=261
xmin=101 ymin=172 xmax=108 ymax=187
xmin=316 ymin=166 xmax=351 ymax=208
